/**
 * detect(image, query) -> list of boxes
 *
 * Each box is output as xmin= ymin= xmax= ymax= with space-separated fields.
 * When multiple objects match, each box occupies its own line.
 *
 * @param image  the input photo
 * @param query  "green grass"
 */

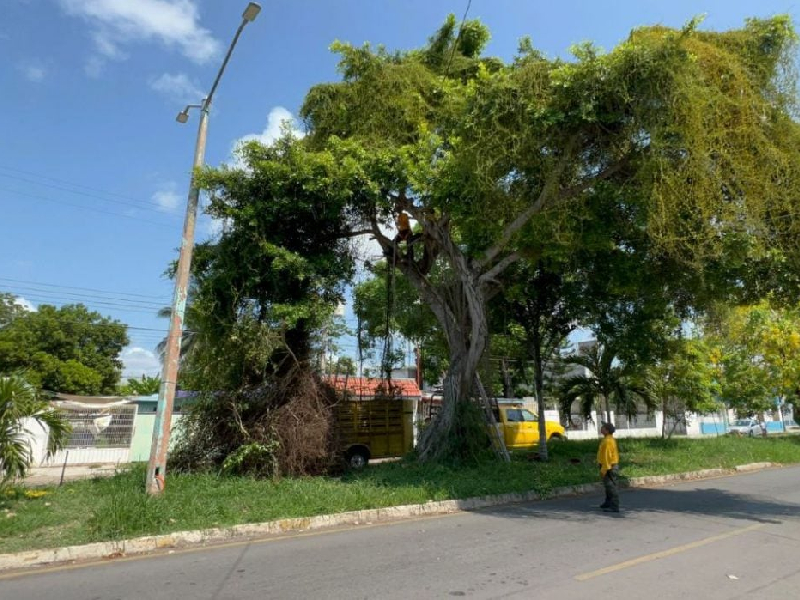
xmin=2 ymin=435 xmax=799 ymax=555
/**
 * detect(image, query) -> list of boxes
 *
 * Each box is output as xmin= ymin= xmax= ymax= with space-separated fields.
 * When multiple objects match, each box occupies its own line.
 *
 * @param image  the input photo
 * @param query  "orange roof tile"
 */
xmin=325 ymin=376 xmax=421 ymax=398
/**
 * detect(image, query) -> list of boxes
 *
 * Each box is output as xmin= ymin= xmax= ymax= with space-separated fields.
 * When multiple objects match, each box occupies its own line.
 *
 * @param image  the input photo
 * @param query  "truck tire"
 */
xmin=549 ymin=433 xmax=564 ymax=441
xmin=346 ymin=447 xmax=370 ymax=469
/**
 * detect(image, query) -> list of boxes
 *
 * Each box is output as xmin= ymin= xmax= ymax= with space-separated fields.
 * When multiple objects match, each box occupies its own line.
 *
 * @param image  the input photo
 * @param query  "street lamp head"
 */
xmin=243 ymin=2 xmax=261 ymax=22
xmin=176 ymin=108 xmax=190 ymax=124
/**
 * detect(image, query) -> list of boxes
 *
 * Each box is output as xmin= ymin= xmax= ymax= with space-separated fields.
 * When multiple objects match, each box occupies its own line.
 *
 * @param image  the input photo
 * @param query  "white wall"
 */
xmin=21 ymin=417 xmax=132 ymax=467
xmin=21 ymin=417 xmax=51 ymax=465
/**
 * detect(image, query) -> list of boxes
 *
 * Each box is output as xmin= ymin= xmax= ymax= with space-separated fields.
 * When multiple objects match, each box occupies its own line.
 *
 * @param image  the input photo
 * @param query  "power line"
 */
xmin=443 ymin=0 xmax=473 ymax=77
xmin=3 ymin=285 xmax=167 ymax=309
xmin=0 ymin=163 xmax=177 ymax=208
xmin=0 ymin=172 xmax=176 ymax=215
xmin=7 ymin=294 xmax=165 ymax=315
xmin=0 ymin=186 xmax=179 ymax=229
xmin=0 ymin=276 xmax=170 ymax=301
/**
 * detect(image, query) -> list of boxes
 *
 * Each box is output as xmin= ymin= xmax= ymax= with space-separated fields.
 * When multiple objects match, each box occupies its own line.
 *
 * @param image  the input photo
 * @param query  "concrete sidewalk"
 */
xmin=23 ymin=464 xmax=123 ymax=487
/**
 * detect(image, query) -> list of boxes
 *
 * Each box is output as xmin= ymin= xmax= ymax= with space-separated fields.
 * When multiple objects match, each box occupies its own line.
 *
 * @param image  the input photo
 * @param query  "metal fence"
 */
xmin=614 ymin=413 xmax=657 ymax=430
xmin=53 ymin=404 xmax=137 ymax=449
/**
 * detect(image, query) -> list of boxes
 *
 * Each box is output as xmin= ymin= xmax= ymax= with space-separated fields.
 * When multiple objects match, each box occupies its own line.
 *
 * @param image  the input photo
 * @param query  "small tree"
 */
xmin=651 ymin=337 xmax=721 ymax=438
xmin=0 ymin=374 xmax=70 ymax=485
xmin=707 ymin=301 xmax=800 ymax=417
xmin=559 ymin=343 xmax=654 ymax=424
xmin=120 ymin=375 xmax=162 ymax=396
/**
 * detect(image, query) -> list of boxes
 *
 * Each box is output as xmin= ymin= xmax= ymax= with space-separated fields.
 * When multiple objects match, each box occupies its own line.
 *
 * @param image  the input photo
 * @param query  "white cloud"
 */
xmin=149 ymin=72 xmax=203 ymax=104
xmin=152 ymin=182 xmax=181 ymax=212
xmin=59 ymin=0 xmax=221 ymax=74
xmin=121 ymin=346 xmax=161 ymax=378
xmin=230 ymin=107 xmax=305 ymax=168
xmin=204 ymin=217 xmax=225 ymax=237
xmin=13 ymin=297 xmax=36 ymax=312
xmin=238 ymin=107 xmax=304 ymax=147
xmin=18 ymin=61 xmax=46 ymax=82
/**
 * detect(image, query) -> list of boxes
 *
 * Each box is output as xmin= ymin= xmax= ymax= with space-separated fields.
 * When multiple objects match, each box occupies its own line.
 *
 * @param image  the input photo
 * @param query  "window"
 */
xmin=505 ymin=409 xmax=523 ymax=422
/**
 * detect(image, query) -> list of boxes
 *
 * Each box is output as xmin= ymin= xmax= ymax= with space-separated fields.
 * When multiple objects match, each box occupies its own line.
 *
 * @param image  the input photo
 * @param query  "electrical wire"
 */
xmin=0 ymin=163 xmax=175 ymax=208
xmin=0 ymin=276 xmax=171 ymax=300
xmin=2 ymin=285 xmax=167 ymax=309
xmin=0 ymin=172 xmax=175 ymax=215
xmin=0 ymin=186 xmax=180 ymax=229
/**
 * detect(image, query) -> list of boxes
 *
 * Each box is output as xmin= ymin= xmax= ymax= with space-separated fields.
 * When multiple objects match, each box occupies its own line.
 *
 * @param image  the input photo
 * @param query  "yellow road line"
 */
xmin=0 ymin=512 xmax=461 ymax=582
xmin=575 ymin=523 xmax=764 ymax=581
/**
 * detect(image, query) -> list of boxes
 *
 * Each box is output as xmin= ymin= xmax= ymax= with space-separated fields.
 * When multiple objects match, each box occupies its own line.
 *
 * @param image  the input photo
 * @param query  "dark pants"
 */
xmin=602 ymin=469 xmax=620 ymax=510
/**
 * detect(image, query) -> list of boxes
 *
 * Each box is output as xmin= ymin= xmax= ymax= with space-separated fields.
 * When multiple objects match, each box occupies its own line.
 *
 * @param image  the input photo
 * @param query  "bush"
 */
xmin=169 ymin=371 xmax=338 ymax=478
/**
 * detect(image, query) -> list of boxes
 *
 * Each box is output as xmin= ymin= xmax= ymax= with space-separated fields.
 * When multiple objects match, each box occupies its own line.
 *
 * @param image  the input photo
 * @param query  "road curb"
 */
xmin=0 ymin=461 xmax=782 ymax=571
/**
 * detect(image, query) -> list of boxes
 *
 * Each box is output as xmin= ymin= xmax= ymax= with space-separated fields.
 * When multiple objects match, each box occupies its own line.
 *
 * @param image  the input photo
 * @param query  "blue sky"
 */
xmin=1 ymin=0 xmax=796 ymax=379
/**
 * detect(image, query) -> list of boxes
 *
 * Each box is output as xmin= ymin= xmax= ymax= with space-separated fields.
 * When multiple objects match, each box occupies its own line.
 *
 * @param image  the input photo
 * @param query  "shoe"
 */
xmin=602 ymin=507 xmax=620 ymax=513
xmin=598 ymin=504 xmax=610 ymax=509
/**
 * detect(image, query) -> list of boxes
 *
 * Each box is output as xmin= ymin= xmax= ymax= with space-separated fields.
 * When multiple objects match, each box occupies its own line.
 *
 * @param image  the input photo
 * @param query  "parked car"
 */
xmin=728 ymin=418 xmax=765 ymax=437
xmin=490 ymin=405 xmax=566 ymax=450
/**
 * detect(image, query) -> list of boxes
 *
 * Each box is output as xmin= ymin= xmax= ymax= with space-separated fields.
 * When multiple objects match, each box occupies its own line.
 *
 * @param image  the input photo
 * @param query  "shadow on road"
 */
xmin=477 ymin=485 xmax=800 ymax=525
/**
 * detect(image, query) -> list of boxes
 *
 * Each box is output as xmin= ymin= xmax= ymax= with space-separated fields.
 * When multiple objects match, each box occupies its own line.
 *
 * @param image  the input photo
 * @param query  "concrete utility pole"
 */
xmin=146 ymin=3 xmax=261 ymax=495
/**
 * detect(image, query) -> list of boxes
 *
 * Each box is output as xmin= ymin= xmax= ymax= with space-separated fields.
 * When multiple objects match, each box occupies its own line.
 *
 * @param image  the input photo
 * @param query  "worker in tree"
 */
xmin=392 ymin=211 xmax=420 ymax=259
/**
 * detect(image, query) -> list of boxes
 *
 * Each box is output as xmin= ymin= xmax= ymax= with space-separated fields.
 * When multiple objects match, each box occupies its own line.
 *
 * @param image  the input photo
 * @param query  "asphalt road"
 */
xmin=2 ymin=466 xmax=800 ymax=600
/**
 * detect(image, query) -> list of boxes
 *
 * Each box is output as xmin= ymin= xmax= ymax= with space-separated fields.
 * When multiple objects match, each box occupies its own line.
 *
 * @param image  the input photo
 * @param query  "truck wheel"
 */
xmin=549 ymin=433 xmax=564 ymax=441
xmin=346 ymin=447 xmax=370 ymax=470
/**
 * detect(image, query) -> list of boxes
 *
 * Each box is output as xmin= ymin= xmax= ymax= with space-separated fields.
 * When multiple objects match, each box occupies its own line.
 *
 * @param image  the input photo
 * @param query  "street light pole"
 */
xmin=146 ymin=3 xmax=261 ymax=495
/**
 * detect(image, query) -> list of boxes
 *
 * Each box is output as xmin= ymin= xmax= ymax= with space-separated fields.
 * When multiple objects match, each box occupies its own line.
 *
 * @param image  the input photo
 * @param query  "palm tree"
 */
xmin=0 ymin=374 xmax=71 ymax=484
xmin=559 ymin=343 xmax=654 ymax=425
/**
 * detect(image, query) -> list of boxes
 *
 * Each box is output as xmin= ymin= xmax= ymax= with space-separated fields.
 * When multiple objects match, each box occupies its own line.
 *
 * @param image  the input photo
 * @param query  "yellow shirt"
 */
xmin=597 ymin=435 xmax=619 ymax=476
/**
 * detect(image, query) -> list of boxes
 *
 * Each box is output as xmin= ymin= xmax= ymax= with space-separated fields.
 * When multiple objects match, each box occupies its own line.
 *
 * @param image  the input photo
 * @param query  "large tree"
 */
xmin=197 ymin=16 xmax=800 ymax=461
xmin=0 ymin=301 xmax=128 ymax=394
xmin=296 ymin=15 xmax=800 ymax=460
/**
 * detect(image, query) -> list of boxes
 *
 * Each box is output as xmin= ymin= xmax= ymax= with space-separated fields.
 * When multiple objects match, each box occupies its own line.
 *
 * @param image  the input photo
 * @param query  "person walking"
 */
xmin=598 ymin=422 xmax=620 ymax=513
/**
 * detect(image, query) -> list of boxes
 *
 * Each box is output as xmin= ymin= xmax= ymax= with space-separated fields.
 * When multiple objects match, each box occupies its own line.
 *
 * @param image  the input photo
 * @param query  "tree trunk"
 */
xmin=531 ymin=331 xmax=548 ymax=461
xmin=416 ymin=281 xmax=492 ymax=462
xmin=501 ymin=358 xmax=513 ymax=399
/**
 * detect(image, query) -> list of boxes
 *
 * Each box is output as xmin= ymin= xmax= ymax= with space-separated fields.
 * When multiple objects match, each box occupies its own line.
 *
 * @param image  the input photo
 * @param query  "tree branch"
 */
xmin=479 ymin=251 xmax=522 ymax=289
xmin=338 ymin=229 xmax=374 ymax=239
xmin=477 ymin=143 xmax=630 ymax=276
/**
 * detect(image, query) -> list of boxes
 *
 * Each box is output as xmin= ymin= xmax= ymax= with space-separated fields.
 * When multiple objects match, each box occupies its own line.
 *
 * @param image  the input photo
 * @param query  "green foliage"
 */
xmin=0 ymin=293 xmax=26 ymax=329
xmin=293 ymin=15 xmax=800 ymax=460
xmin=706 ymin=301 xmax=800 ymax=413
xmin=0 ymin=374 xmax=71 ymax=485
xmin=191 ymin=136 xmax=368 ymax=382
xmin=221 ymin=441 xmax=280 ymax=478
xmin=559 ymin=343 xmax=655 ymax=422
xmin=0 ymin=300 xmax=128 ymax=394
xmin=119 ymin=375 xmax=161 ymax=397
xmin=651 ymin=336 xmax=721 ymax=437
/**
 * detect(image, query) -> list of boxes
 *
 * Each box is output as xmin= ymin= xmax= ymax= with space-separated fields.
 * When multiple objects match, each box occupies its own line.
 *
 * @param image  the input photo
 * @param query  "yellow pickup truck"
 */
xmin=491 ymin=405 xmax=566 ymax=450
